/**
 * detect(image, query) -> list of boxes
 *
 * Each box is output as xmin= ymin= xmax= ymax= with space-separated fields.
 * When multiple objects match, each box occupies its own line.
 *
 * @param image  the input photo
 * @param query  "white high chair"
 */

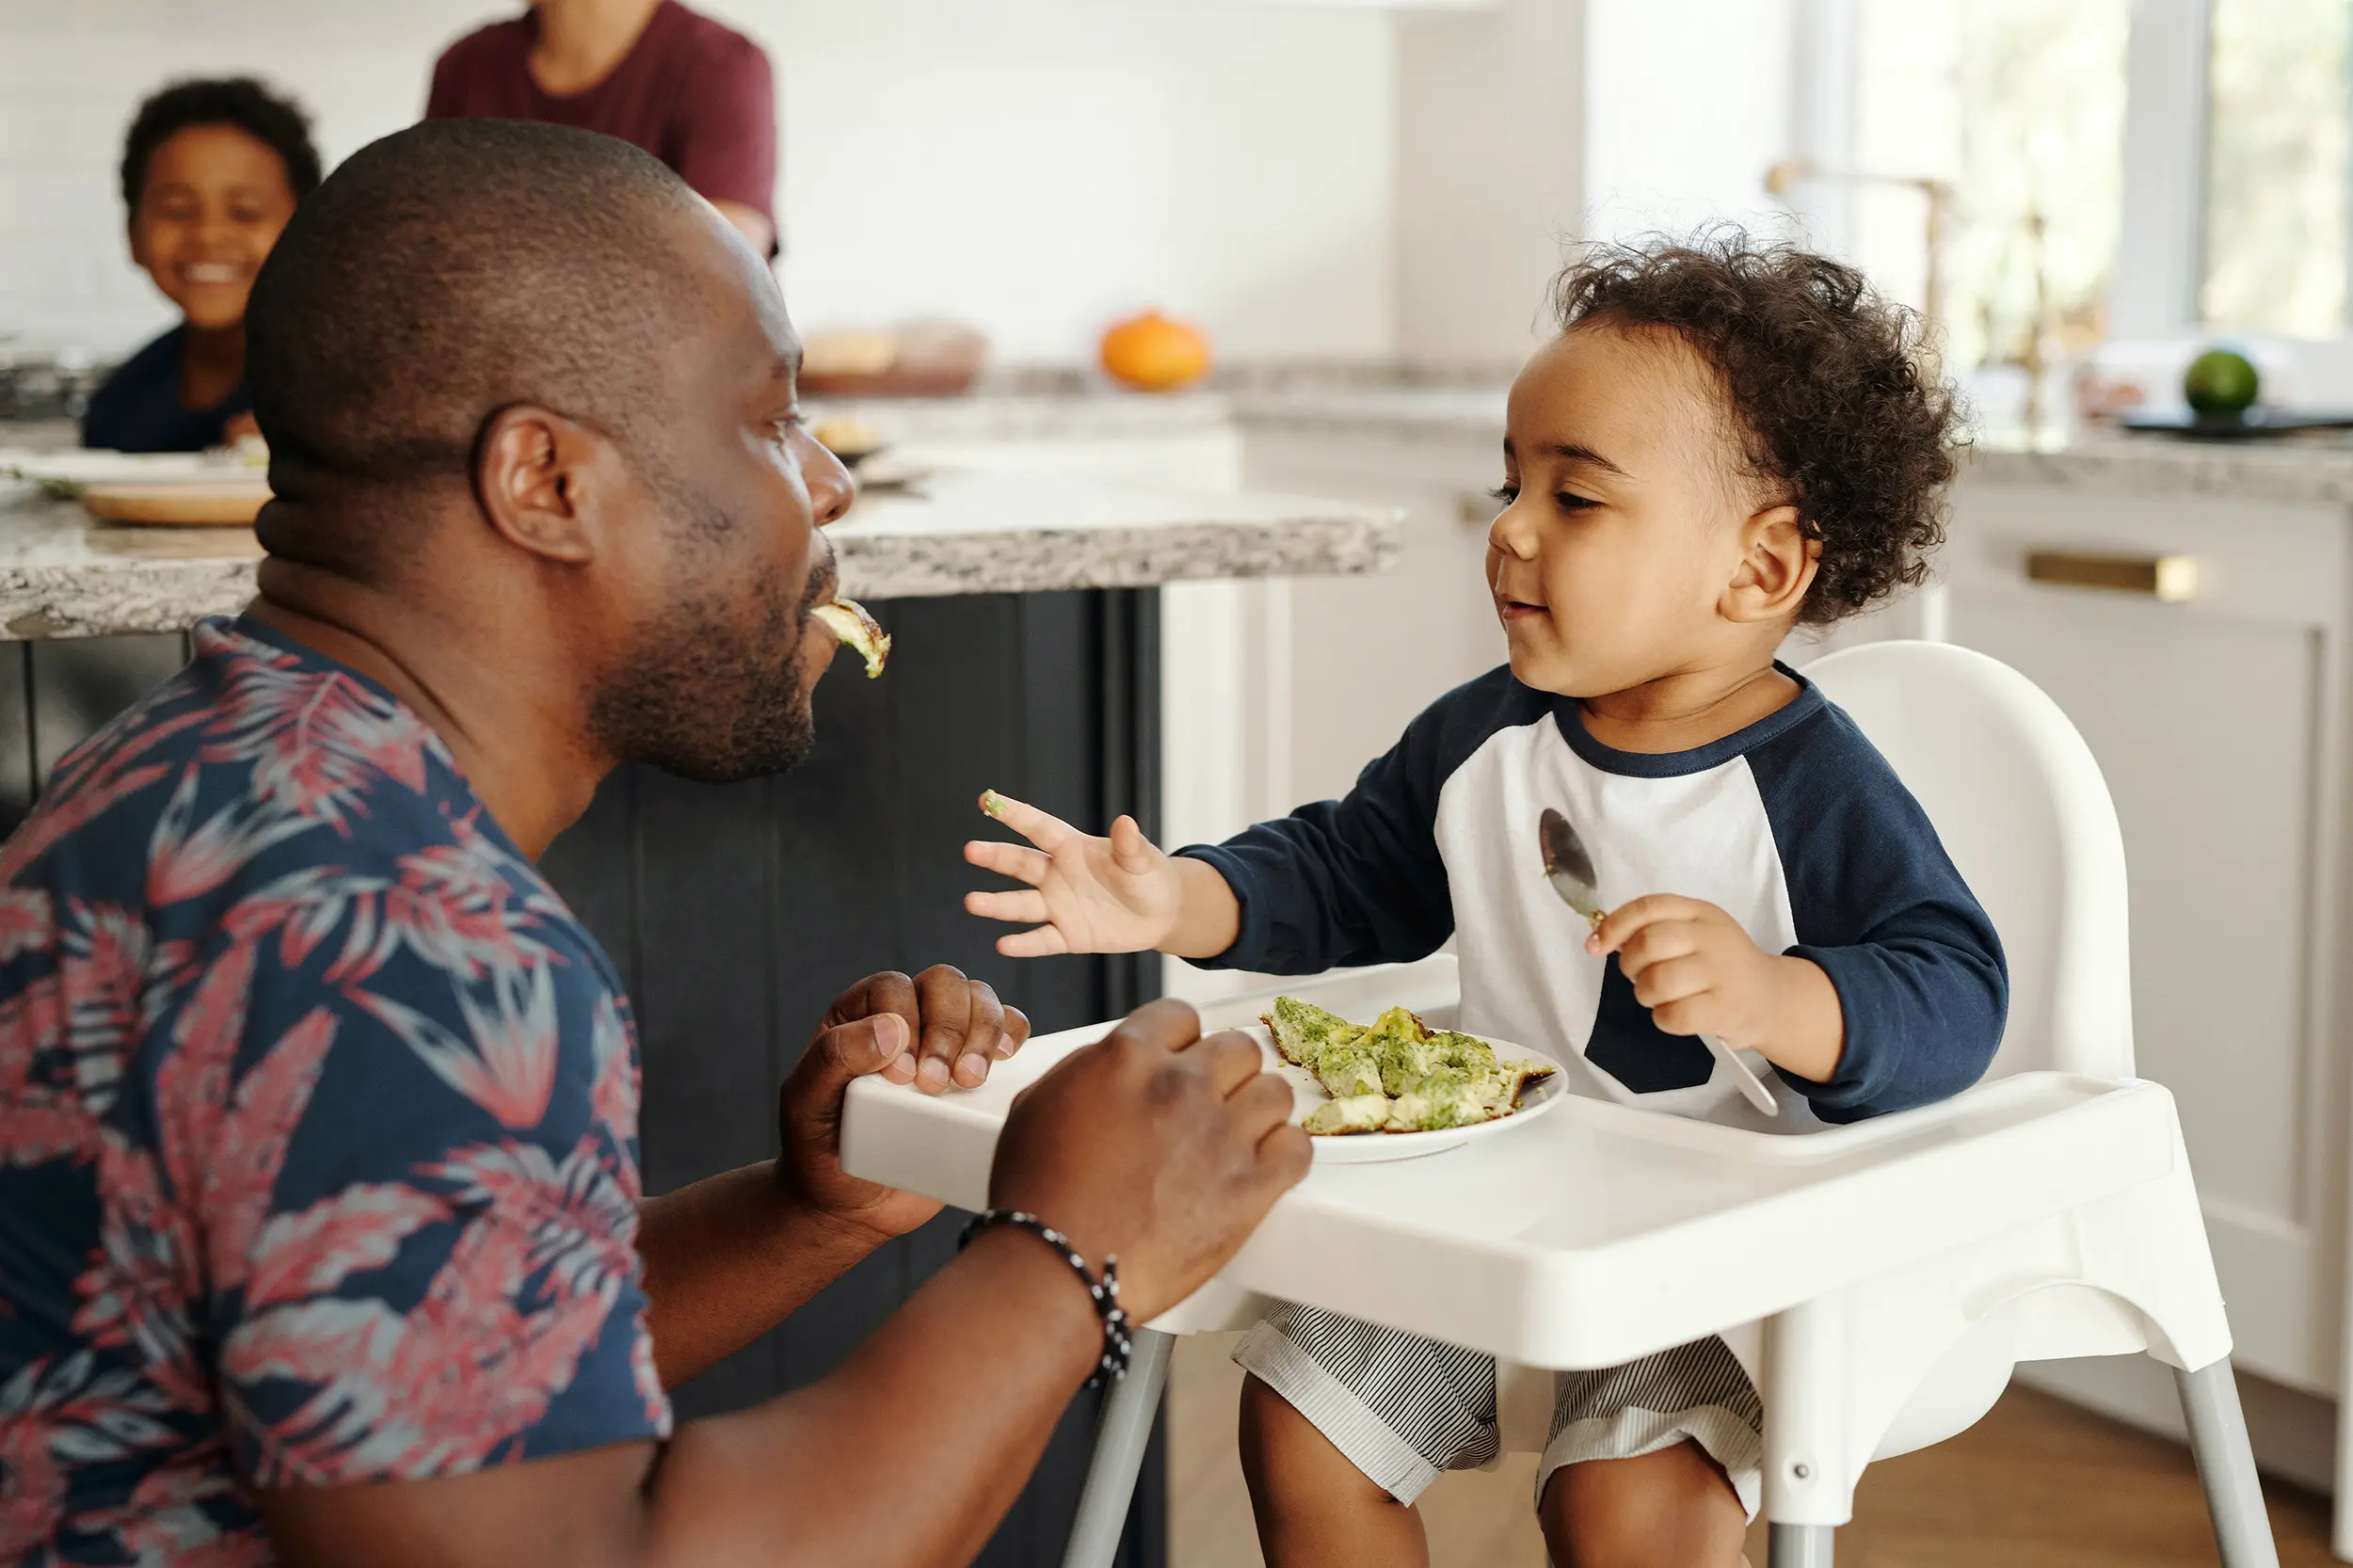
xmin=840 ymin=640 xmax=2274 ymax=1568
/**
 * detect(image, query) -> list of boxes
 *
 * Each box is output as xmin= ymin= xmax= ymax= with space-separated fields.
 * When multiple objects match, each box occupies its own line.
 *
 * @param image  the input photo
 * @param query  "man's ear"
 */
xmin=473 ymin=405 xmax=614 ymax=566
xmin=1722 ymin=503 xmax=1820 ymax=624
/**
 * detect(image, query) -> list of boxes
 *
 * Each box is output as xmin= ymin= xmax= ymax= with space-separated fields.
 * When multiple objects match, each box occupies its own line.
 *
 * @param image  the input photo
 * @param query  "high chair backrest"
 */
xmin=1800 ymin=640 xmax=2135 ymax=1082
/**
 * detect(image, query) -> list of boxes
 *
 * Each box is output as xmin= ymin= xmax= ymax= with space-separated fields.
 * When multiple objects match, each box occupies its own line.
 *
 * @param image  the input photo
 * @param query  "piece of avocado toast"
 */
xmin=1267 ymin=996 xmax=1558 ymax=1135
xmin=1264 ymin=995 xmax=1355 ymax=1066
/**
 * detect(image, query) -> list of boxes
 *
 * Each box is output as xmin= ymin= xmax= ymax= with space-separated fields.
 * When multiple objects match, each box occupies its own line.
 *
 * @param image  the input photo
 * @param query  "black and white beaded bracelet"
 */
xmin=959 ymin=1208 xmax=1134 ymax=1387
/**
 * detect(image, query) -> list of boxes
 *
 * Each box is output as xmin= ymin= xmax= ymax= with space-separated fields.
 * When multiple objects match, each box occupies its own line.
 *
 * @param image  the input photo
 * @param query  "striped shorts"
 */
xmin=1236 ymin=1303 xmax=1764 ymax=1514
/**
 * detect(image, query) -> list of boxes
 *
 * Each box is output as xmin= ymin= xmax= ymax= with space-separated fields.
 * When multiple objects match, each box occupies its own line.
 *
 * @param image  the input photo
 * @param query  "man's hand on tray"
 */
xmin=778 ymin=966 xmax=1032 ymax=1242
xmin=988 ymin=998 xmax=1311 ymax=1321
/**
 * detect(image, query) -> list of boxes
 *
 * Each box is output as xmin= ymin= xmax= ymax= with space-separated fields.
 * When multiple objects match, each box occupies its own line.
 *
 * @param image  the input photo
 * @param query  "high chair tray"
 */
xmin=840 ymin=1013 xmax=2178 ymax=1372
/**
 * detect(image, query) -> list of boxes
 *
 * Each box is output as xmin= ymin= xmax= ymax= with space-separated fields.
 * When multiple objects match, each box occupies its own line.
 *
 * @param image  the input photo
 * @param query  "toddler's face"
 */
xmin=1487 ymin=323 xmax=1769 ymax=698
xmin=130 ymin=124 xmax=298 ymax=333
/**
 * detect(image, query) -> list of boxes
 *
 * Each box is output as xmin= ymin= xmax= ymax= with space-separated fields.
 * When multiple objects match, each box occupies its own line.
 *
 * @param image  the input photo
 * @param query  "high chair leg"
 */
xmin=1060 ymin=1327 xmax=1176 ymax=1568
xmin=2175 ymin=1358 xmax=2280 ymax=1568
xmin=1767 ymin=1523 xmax=1834 ymax=1567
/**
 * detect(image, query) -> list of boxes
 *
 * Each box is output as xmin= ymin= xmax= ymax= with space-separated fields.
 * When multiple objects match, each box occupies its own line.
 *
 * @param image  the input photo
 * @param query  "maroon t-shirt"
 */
xmin=426 ymin=2 xmax=776 ymax=232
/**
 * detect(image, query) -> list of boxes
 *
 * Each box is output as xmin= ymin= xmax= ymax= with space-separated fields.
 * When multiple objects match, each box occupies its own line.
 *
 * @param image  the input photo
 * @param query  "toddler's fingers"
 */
xmin=965 ymin=839 xmax=1052 ymax=886
xmin=978 ymin=789 xmax=1076 ymax=852
xmin=1615 ymin=918 xmax=1701 ymax=973
xmin=1628 ymin=954 xmax=1712 ymax=1010
xmin=997 ymin=924 xmax=1074 ymax=959
xmin=1646 ymin=993 xmax=1721 ymax=1038
xmin=966 ymin=888 xmax=1049 ymax=925
xmin=1588 ymin=893 xmax=1701 ymax=955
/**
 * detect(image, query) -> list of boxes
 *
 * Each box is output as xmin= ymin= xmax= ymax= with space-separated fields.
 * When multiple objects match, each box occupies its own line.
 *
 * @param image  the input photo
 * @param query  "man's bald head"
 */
xmin=247 ymin=119 xmax=724 ymax=510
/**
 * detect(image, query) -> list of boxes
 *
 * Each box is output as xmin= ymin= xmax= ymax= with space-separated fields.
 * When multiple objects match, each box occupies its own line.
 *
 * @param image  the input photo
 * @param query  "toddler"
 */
xmin=966 ymin=237 xmax=2006 ymax=1568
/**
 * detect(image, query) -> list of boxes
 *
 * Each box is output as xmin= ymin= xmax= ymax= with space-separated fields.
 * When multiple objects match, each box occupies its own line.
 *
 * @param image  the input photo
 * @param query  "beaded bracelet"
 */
xmin=959 ymin=1208 xmax=1133 ymax=1387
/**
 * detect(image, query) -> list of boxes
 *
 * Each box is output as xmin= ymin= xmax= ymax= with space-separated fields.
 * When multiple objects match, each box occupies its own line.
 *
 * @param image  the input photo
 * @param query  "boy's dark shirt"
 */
xmin=80 ymin=328 xmax=250 ymax=455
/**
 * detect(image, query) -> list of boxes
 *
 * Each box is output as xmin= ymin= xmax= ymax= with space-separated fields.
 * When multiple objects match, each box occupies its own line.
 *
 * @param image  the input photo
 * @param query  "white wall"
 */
xmin=1394 ymin=0 xmax=1586 ymax=365
xmin=0 ymin=0 xmax=1400 ymax=367
xmin=1581 ymin=0 xmax=1799 ymax=245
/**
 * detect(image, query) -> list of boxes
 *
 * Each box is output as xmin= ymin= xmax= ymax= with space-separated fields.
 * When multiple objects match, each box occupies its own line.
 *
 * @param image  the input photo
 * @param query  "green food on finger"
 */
xmin=1262 ymin=996 xmax=1557 ymax=1137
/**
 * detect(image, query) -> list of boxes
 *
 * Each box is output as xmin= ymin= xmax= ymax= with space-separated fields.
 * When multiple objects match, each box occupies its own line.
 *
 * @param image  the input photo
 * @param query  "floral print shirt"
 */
xmin=0 ymin=616 xmax=670 ymax=1565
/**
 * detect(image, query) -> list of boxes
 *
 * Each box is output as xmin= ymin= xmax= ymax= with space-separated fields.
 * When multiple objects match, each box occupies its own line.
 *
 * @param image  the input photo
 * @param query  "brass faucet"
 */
xmin=1764 ymin=159 xmax=1956 ymax=337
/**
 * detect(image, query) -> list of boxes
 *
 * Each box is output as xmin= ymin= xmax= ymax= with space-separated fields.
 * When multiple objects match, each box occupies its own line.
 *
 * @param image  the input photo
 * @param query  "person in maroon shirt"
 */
xmin=426 ymin=0 xmax=777 ymax=255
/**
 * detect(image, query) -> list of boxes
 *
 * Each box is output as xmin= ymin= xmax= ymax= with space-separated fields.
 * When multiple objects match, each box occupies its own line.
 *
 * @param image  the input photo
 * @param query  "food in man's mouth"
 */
xmin=812 ymin=599 xmax=891 ymax=679
xmin=1264 ymin=997 xmax=1556 ymax=1136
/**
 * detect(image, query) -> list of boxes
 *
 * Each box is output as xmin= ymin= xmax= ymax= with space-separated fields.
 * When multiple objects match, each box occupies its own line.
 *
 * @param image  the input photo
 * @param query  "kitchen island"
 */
xmin=0 ymin=465 xmax=1391 ymax=637
xmin=0 ymin=460 xmax=1396 ymax=1568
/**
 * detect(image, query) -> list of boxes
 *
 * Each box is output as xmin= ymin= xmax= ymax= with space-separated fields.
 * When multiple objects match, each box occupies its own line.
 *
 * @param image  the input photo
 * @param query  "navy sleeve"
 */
xmin=1178 ymin=667 xmax=1536 ymax=974
xmin=1748 ymin=701 xmax=2009 ymax=1122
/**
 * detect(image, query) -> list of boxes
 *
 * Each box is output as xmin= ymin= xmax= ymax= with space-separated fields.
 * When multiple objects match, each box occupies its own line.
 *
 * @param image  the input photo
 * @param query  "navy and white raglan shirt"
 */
xmin=1179 ymin=664 xmax=2008 ymax=1128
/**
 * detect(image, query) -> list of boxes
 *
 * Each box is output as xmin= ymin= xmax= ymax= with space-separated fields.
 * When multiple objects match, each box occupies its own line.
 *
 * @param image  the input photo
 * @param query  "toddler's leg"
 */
xmin=1534 ymin=1336 xmax=1763 ymax=1568
xmin=1241 ymin=1372 xmax=1427 ymax=1568
xmin=1536 ymin=1442 xmax=1749 ymax=1568
xmin=1230 ymin=1305 xmax=1503 ymax=1568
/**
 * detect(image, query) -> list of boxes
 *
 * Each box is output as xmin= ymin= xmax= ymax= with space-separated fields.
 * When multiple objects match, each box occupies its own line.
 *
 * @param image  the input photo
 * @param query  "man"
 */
xmin=0 ymin=120 xmax=1307 ymax=1566
xmin=427 ymin=0 xmax=778 ymax=256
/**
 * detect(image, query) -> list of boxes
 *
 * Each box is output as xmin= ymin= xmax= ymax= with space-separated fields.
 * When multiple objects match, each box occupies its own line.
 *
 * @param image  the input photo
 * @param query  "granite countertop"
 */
xmin=0 ymin=468 xmax=1397 ymax=641
xmin=1964 ymin=429 xmax=2353 ymax=506
xmin=1229 ymin=386 xmax=1508 ymax=440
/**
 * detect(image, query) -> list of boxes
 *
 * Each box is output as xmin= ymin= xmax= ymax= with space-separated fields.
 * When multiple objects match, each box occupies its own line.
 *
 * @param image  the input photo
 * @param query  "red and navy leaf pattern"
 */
xmin=0 ymin=618 xmax=666 ymax=1565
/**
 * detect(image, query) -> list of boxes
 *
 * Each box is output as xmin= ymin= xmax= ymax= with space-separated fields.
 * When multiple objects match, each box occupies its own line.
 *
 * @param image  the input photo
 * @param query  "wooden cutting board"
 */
xmin=81 ymin=479 xmax=270 ymax=526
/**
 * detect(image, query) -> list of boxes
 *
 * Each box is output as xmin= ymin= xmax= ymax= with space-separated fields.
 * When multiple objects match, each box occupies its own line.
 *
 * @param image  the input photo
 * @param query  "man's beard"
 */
xmin=588 ymin=485 xmax=825 ymax=786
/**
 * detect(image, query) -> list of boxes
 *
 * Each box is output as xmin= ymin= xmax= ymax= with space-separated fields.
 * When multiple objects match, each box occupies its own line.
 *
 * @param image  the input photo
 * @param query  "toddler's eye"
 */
xmin=1486 ymin=485 xmax=1518 ymax=504
xmin=1555 ymin=491 xmax=1599 ymax=512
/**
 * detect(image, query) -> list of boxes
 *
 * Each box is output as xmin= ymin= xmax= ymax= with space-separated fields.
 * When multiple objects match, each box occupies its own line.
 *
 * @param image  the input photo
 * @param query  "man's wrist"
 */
xmin=770 ymin=1160 xmax=904 ymax=1257
xmin=957 ymin=1224 xmax=1106 ymax=1383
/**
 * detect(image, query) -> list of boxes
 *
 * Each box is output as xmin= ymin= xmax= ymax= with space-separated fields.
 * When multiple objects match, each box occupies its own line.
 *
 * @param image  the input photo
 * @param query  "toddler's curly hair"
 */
xmin=1550 ymin=233 xmax=1960 ymax=625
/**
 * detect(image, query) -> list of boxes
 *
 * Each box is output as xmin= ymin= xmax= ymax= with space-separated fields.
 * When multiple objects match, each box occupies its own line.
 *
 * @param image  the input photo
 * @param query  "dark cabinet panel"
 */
xmin=538 ymin=589 xmax=1166 ymax=1568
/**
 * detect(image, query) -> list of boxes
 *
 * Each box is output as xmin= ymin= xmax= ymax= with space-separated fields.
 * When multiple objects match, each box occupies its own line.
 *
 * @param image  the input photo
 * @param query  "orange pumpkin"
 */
xmin=1100 ymin=311 xmax=1212 ymax=392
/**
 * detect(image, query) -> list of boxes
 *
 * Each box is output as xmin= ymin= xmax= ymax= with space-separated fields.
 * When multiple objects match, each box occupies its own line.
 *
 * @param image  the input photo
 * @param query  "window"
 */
xmin=2203 ymin=0 xmax=2349 ymax=337
xmin=1849 ymin=0 xmax=2129 ymax=370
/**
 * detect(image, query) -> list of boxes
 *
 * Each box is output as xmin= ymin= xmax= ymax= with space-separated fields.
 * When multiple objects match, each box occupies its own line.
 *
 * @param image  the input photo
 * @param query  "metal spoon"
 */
xmin=1538 ymin=808 xmax=1780 ymax=1117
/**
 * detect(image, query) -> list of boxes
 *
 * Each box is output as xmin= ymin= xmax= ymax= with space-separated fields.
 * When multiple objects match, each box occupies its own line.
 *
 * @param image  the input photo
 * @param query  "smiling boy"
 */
xmin=82 ymin=78 xmax=321 ymax=453
xmin=967 ymin=239 xmax=2007 ymax=1566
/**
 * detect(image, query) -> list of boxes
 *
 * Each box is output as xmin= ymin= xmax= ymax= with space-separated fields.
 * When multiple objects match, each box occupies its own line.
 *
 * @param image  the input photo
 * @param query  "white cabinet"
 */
xmin=1239 ymin=426 xmax=1507 ymax=806
xmin=1923 ymin=483 xmax=2352 ymax=1401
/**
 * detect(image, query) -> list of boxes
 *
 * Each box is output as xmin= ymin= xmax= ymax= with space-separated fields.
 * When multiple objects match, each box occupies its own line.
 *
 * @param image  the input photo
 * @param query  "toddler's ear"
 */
xmin=1722 ymin=504 xmax=1819 ymax=624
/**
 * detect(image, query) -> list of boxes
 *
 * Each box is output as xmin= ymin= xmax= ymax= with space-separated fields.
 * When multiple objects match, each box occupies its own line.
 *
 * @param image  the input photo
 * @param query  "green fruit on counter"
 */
xmin=2184 ymin=347 xmax=2261 ymax=416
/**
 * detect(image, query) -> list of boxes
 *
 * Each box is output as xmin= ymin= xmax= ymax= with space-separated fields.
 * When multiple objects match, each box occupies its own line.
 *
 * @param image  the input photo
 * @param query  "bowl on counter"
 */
xmin=798 ymin=323 xmax=985 ymax=399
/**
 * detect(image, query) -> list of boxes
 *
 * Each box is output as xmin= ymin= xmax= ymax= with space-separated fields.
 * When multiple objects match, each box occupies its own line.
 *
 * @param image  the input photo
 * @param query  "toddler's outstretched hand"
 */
xmin=964 ymin=791 xmax=1185 ymax=957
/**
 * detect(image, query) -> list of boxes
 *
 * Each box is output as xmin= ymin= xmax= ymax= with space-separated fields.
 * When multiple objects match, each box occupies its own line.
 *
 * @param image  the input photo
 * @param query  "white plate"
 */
xmin=1245 ymin=1022 xmax=1571 ymax=1164
xmin=0 ymin=449 xmax=260 ymax=495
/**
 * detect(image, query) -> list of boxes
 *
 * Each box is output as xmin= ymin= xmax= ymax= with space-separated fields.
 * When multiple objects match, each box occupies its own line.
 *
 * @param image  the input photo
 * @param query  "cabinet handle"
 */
xmin=2024 ymin=550 xmax=2201 ymax=602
